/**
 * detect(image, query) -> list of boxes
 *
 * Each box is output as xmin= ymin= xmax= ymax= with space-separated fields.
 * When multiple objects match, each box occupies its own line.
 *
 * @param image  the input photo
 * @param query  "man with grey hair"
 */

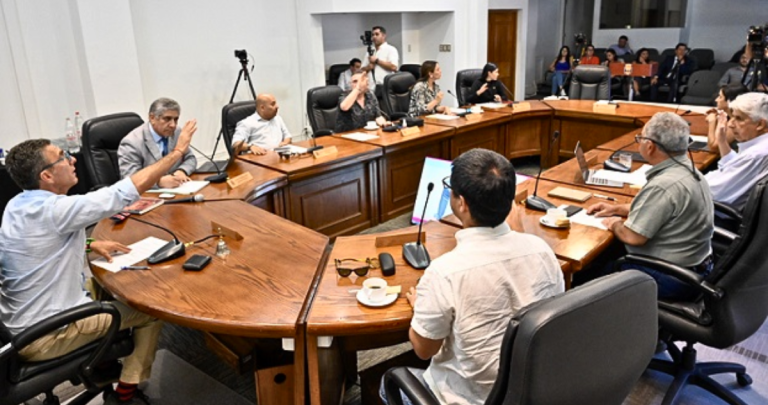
xmin=587 ymin=112 xmax=713 ymax=299
xmin=119 ymin=97 xmax=197 ymax=188
xmin=705 ymin=92 xmax=768 ymax=211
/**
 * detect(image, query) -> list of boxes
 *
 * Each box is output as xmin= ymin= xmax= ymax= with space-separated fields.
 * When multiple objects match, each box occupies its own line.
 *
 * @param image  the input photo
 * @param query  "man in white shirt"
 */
xmin=338 ymin=58 xmax=362 ymax=91
xmin=381 ymin=149 xmax=565 ymax=405
xmin=231 ymin=94 xmax=291 ymax=155
xmin=362 ymin=26 xmax=400 ymax=92
xmin=706 ymin=92 xmax=768 ymax=211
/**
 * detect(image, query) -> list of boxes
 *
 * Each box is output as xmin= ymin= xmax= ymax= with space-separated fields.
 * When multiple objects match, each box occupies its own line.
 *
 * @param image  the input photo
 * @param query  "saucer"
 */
xmin=357 ymin=290 xmax=398 ymax=307
xmin=540 ymin=216 xmax=569 ymax=229
xmin=364 ymin=125 xmax=379 ymax=131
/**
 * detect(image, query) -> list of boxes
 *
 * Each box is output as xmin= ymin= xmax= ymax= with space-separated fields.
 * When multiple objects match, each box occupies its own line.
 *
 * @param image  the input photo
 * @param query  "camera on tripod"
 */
xmin=234 ymin=49 xmax=248 ymax=64
xmin=574 ymin=33 xmax=587 ymax=46
xmin=360 ymin=31 xmax=375 ymax=56
xmin=748 ymin=25 xmax=768 ymax=60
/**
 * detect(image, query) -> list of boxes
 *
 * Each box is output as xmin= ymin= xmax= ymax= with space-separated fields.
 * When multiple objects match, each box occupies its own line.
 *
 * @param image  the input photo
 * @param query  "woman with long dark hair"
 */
xmin=408 ymin=61 xmax=453 ymax=116
xmin=467 ymin=62 xmax=508 ymax=104
xmin=632 ymin=48 xmax=652 ymax=100
xmin=548 ymin=46 xmax=573 ymax=96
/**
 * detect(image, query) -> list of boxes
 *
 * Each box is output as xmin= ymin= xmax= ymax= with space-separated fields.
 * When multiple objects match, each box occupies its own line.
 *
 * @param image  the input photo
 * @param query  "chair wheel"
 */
xmin=737 ymin=372 xmax=752 ymax=387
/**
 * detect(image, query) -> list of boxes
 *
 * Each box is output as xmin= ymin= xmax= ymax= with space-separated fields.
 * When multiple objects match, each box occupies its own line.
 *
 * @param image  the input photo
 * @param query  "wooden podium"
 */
xmin=609 ymin=62 xmax=659 ymax=101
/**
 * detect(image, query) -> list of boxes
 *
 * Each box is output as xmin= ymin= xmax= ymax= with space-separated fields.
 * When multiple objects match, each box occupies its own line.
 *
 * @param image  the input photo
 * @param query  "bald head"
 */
xmin=256 ymin=94 xmax=279 ymax=121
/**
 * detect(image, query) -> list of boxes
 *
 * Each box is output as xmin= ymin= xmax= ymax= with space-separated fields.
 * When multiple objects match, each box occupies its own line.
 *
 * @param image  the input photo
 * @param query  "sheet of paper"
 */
xmin=594 ymin=164 xmax=652 ymax=186
xmin=274 ymin=144 xmax=308 ymax=154
xmin=146 ymin=180 xmax=209 ymax=195
xmin=569 ymin=210 xmax=608 ymax=230
xmin=341 ymin=132 xmax=380 ymax=141
xmin=450 ymin=107 xmax=470 ymax=114
xmin=477 ymin=102 xmax=506 ymax=109
xmin=90 ymin=236 xmax=169 ymax=273
xmin=426 ymin=114 xmax=461 ymax=121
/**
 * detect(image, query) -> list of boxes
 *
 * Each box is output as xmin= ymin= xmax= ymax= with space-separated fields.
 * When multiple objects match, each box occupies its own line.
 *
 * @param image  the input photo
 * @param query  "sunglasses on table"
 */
xmin=334 ymin=257 xmax=380 ymax=277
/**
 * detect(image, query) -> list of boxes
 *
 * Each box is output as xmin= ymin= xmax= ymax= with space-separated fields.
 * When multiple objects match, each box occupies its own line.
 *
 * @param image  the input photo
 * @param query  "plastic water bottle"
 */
xmin=65 ymin=117 xmax=79 ymax=153
xmin=436 ymin=187 xmax=451 ymax=219
xmin=74 ymin=111 xmax=85 ymax=149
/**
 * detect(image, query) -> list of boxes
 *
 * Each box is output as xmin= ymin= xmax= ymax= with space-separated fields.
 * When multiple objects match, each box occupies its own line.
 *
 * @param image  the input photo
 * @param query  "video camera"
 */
xmin=360 ymin=31 xmax=375 ymax=56
xmin=234 ymin=49 xmax=248 ymax=64
xmin=748 ymin=25 xmax=768 ymax=60
xmin=574 ymin=33 xmax=587 ymax=46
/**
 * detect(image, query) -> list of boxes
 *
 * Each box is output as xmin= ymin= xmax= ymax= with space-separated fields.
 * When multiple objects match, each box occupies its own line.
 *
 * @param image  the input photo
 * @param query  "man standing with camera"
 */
xmin=362 ymin=26 xmax=400 ymax=95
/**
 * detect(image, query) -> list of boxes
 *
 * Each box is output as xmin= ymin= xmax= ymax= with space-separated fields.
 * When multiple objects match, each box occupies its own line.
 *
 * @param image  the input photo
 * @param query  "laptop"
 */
xmin=574 ymin=142 xmax=623 ymax=188
xmin=196 ymin=147 xmax=236 ymax=173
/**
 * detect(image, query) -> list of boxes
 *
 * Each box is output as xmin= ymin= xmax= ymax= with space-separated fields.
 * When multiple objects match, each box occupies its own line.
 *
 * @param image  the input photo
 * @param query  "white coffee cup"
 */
xmin=546 ymin=208 xmax=567 ymax=223
xmin=366 ymin=121 xmax=377 ymax=128
xmin=362 ymin=277 xmax=388 ymax=303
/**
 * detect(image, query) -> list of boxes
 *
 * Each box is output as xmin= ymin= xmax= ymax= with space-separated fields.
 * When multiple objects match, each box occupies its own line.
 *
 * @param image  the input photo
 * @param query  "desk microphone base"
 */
xmin=526 ymin=195 xmax=557 ymax=212
xmin=403 ymin=243 xmax=430 ymax=270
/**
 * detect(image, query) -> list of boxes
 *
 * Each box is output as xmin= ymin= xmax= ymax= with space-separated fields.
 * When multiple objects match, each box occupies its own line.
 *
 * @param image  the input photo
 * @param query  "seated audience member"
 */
xmin=336 ymin=70 xmax=389 ymax=133
xmin=467 ymin=62 xmax=509 ymax=104
xmin=408 ymin=61 xmax=453 ymax=116
xmin=602 ymin=49 xmax=625 ymax=97
xmin=705 ymin=84 xmax=749 ymax=152
xmin=719 ymin=53 xmax=749 ymax=87
xmin=118 ymin=97 xmax=197 ymax=188
xmin=1 ymin=122 xmax=197 ymax=404
xmin=651 ymin=43 xmax=697 ymax=103
xmin=632 ymin=48 xmax=653 ymax=100
xmin=579 ymin=44 xmax=601 ymax=65
xmin=381 ymin=148 xmax=564 ymax=405
xmin=338 ymin=58 xmax=362 ymax=91
xmin=705 ymin=92 xmax=768 ymax=211
xmin=231 ymin=94 xmax=291 ymax=156
xmin=549 ymin=46 xmax=573 ymax=96
xmin=588 ymin=112 xmax=713 ymax=300
xmin=609 ymin=35 xmax=634 ymax=57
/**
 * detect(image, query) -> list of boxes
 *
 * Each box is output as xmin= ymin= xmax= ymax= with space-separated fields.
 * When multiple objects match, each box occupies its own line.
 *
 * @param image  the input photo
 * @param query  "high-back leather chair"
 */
xmin=399 ymin=64 xmax=421 ymax=81
xmin=0 ymin=302 xmax=134 ymax=405
xmin=327 ymin=64 xmax=348 ymax=86
xmin=306 ymin=85 xmax=343 ymax=136
xmin=617 ymin=177 xmax=768 ymax=405
xmin=569 ymin=65 xmax=611 ymax=100
xmin=384 ymin=271 xmax=658 ymax=405
xmin=689 ymin=48 xmax=715 ymax=71
xmin=680 ymin=70 xmax=722 ymax=106
xmin=382 ymin=72 xmax=416 ymax=119
xmin=81 ymin=112 xmax=144 ymax=189
xmin=455 ymin=69 xmax=483 ymax=106
xmin=221 ymin=101 xmax=256 ymax=155
xmin=646 ymin=48 xmax=661 ymax=62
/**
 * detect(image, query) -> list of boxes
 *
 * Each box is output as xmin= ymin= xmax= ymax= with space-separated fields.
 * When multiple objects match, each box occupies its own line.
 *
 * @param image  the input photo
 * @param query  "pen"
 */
xmin=121 ymin=266 xmax=150 ymax=271
xmin=594 ymin=194 xmax=618 ymax=202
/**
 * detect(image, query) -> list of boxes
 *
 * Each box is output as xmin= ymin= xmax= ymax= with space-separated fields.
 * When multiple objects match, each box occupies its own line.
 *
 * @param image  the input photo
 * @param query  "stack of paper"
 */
xmin=274 ymin=145 xmax=309 ymax=154
xmin=477 ymin=102 xmax=506 ymax=109
xmin=426 ymin=114 xmax=461 ymax=121
xmin=569 ymin=210 xmax=608 ymax=230
xmin=90 ymin=237 xmax=169 ymax=272
xmin=595 ymin=164 xmax=652 ymax=186
xmin=341 ymin=132 xmax=380 ymax=141
xmin=147 ymin=180 xmax=210 ymax=195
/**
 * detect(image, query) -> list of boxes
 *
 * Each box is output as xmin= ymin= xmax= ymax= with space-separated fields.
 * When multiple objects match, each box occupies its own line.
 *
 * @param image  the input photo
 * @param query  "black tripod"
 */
xmin=743 ymin=57 xmax=766 ymax=92
xmin=209 ymin=57 xmax=258 ymax=160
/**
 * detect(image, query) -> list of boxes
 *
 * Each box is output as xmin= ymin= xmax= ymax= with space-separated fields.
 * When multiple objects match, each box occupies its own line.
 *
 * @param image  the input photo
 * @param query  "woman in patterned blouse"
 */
xmin=408 ymin=61 xmax=454 ymax=116
xmin=336 ymin=70 xmax=389 ymax=133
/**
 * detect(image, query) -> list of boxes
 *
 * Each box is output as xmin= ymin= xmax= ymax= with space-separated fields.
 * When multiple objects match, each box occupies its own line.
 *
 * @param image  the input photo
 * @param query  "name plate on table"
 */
xmin=512 ymin=102 xmax=531 ymax=112
xmin=313 ymin=146 xmax=338 ymax=159
xmin=593 ymin=102 xmax=617 ymax=114
xmin=464 ymin=113 xmax=483 ymax=122
xmin=400 ymin=126 xmax=421 ymax=137
xmin=211 ymin=221 xmax=244 ymax=241
xmin=226 ymin=172 xmax=253 ymax=189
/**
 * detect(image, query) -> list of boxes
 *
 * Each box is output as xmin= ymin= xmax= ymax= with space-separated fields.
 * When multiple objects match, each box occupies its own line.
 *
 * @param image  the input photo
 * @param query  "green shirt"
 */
xmin=624 ymin=157 xmax=713 ymax=267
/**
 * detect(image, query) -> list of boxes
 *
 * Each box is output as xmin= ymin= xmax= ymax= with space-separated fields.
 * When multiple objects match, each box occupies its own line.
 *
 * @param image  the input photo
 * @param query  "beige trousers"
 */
xmin=19 ymin=300 xmax=163 ymax=384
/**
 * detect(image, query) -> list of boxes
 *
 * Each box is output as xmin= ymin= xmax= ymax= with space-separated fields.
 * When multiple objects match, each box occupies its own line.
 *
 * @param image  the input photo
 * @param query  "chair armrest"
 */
xmin=2 ymin=302 xmax=122 ymax=378
xmin=615 ymin=254 xmax=723 ymax=299
xmin=713 ymin=226 xmax=738 ymax=244
xmin=714 ymin=201 xmax=742 ymax=223
xmin=384 ymin=367 xmax=439 ymax=405
xmin=312 ymin=129 xmax=333 ymax=138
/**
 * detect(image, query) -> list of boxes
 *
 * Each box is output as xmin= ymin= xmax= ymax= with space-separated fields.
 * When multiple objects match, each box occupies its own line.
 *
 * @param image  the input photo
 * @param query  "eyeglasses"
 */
xmin=634 ymin=134 xmax=654 ymax=144
xmin=334 ymin=257 xmax=380 ymax=277
xmin=442 ymin=176 xmax=451 ymax=190
xmin=39 ymin=151 xmax=73 ymax=173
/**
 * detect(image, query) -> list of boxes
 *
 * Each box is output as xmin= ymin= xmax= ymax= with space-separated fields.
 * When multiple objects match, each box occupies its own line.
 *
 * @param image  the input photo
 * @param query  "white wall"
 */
xmin=322 ymin=13 xmax=403 ymax=70
xmin=0 ymin=3 xmax=28 ymax=150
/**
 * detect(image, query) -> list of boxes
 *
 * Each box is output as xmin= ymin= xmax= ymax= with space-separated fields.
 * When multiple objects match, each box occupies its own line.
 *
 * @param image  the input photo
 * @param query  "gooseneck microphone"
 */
xmin=526 ymin=131 xmax=560 ymax=212
xmin=189 ymin=144 xmax=228 ymax=183
xmin=496 ymin=80 xmax=515 ymax=102
xmin=445 ymin=90 xmax=469 ymax=116
xmin=129 ymin=217 xmax=186 ymax=264
xmin=164 ymin=194 xmax=205 ymax=204
xmin=403 ymin=182 xmax=433 ymax=269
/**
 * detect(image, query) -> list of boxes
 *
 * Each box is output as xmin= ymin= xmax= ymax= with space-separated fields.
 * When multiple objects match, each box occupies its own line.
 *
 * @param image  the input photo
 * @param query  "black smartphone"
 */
xmin=562 ymin=205 xmax=583 ymax=217
xmin=183 ymin=254 xmax=212 ymax=271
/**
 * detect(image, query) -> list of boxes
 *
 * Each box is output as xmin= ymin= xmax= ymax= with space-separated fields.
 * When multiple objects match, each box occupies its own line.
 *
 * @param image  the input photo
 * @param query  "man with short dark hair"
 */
xmin=588 ymin=112 xmax=713 ymax=300
xmin=231 ymin=93 xmax=292 ymax=155
xmin=362 ymin=26 xmax=399 ymax=92
xmin=719 ymin=53 xmax=749 ymax=87
xmin=118 ymin=97 xmax=197 ymax=189
xmin=609 ymin=35 xmax=634 ymax=56
xmin=381 ymin=149 xmax=564 ymax=405
xmin=651 ymin=43 xmax=697 ymax=102
xmin=338 ymin=58 xmax=362 ymax=91
xmin=1 ymin=120 xmax=197 ymax=404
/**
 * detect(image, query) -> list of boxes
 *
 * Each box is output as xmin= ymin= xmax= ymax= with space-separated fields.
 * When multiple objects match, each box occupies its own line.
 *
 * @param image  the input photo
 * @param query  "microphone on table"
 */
xmin=403 ymin=182 xmax=433 ymax=270
xmin=189 ymin=144 xmax=228 ymax=183
xmin=129 ymin=217 xmax=186 ymax=264
xmin=445 ymin=90 xmax=470 ymax=117
xmin=164 ymin=194 xmax=205 ymax=204
xmin=526 ymin=131 xmax=560 ymax=212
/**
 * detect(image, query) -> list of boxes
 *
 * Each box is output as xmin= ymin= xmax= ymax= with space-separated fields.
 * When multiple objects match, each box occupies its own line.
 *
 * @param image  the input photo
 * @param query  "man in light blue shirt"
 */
xmin=1 ymin=119 xmax=196 ymax=405
xmin=706 ymin=92 xmax=768 ymax=211
xmin=231 ymin=93 xmax=292 ymax=155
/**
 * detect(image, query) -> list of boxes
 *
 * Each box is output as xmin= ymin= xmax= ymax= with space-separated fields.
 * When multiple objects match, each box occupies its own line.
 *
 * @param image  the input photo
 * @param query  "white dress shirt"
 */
xmin=231 ymin=112 xmax=291 ymax=150
xmin=364 ymin=42 xmax=399 ymax=85
xmin=706 ymin=132 xmax=768 ymax=211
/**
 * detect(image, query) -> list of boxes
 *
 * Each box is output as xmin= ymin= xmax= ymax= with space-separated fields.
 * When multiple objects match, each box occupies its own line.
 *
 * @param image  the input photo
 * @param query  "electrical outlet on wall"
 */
xmin=439 ymin=44 xmax=451 ymax=52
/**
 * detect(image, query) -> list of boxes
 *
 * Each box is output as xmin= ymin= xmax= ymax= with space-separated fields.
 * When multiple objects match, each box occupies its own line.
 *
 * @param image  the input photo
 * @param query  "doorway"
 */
xmin=488 ymin=10 xmax=518 ymax=98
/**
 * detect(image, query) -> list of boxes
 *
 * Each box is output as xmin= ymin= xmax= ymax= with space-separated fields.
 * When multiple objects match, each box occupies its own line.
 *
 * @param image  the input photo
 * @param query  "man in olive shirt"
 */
xmin=588 ymin=112 xmax=713 ymax=299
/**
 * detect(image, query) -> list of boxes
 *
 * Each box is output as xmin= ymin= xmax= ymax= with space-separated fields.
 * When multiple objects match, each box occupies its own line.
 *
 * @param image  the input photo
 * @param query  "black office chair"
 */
xmin=221 ymin=101 xmax=256 ymax=155
xmin=680 ymin=70 xmax=722 ymax=106
xmin=81 ymin=113 xmax=144 ymax=190
xmin=616 ymin=177 xmax=768 ymax=405
xmin=0 ymin=302 xmax=134 ymax=405
xmin=384 ymin=271 xmax=658 ymax=405
xmin=306 ymin=85 xmax=343 ymax=137
xmin=593 ymin=47 xmax=607 ymax=60
xmin=660 ymin=48 xmax=676 ymax=61
xmin=568 ymin=65 xmax=611 ymax=100
xmin=327 ymin=64 xmax=348 ymax=87
xmin=382 ymin=72 xmax=416 ymax=120
xmin=455 ymin=69 xmax=483 ymax=106
xmin=399 ymin=64 xmax=421 ymax=81
xmin=689 ymin=49 xmax=715 ymax=71
xmin=711 ymin=62 xmax=739 ymax=80
xmin=647 ymin=48 xmax=661 ymax=62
